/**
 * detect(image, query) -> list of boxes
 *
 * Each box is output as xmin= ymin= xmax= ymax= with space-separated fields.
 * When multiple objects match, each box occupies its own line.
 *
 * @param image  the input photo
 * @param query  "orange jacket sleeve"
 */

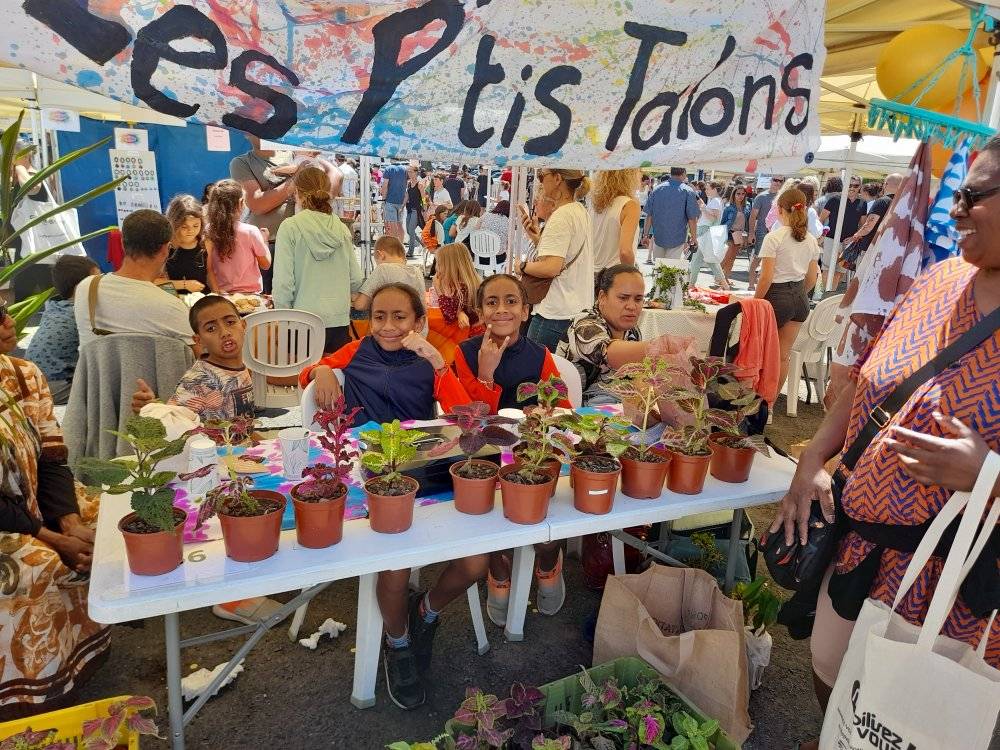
xmin=434 ymin=367 xmax=471 ymax=414
xmin=541 ymin=350 xmax=573 ymax=409
xmin=453 ymin=346 xmax=502 ymax=413
xmin=299 ymin=339 xmax=362 ymax=389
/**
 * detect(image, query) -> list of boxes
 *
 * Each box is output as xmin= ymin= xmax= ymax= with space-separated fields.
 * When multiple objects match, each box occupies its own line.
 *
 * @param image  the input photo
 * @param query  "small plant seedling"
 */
xmin=360 ymin=420 xmax=429 ymax=495
xmin=181 ymin=467 xmax=268 ymax=525
xmin=516 ymin=374 xmax=568 ymax=413
xmin=429 ymin=401 xmax=518 ymax=478
xmin=732 ymin=575 xmax=784 ymax=633
xmin=555 ymin=412 xmax=631 ymax=473
xmin=80 ymin=696 xmax=161 ymax=750
xmin=506 ymin=376 xmax=569 ymax=485
xmin=298 ymin=395 xmax=362 ymax=502
xmin=0 ymin=727 xmax=75 ymax=750
xmin=76 ymin=416 xmax=186 ymax=533
xmin=452 ymin=687 xmax=512 ymax=749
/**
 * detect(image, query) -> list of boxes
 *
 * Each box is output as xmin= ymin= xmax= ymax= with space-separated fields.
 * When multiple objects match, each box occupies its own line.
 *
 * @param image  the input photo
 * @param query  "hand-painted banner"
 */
xmin=1 ymin=0 xmax=825 ymax=167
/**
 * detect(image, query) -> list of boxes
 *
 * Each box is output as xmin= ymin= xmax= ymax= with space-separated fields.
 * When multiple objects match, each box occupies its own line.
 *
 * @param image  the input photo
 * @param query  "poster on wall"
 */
xmin=114 ymin=127 xmax=149 ymax=151
xmin=41 ymin=107 xmax=80 ymax=132
xmin=205 ymin=125 xmax=231 ymax=151
xmin=109 ymin=149 xmax=161 ymax=224
xmin=0 ymin=1 xmax=825 ymax=168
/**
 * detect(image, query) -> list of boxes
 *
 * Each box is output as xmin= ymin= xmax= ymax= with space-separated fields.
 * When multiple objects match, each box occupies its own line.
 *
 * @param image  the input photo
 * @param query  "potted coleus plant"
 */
xmin=659 ymin=357 xmax=729 ymax=495
xmin=185 ymin=469 xmax=285 ymax=562
xmin=359 ymin=420 xmax=429 ymax=533
xmin=76 ymin=416 xmax=188 ymax=576
xmin=513 ymin=375 xmax=569 ymax=482
xmin=291 ymin=396 xmax=361 ymax=548
xmin=605 ymin=358 xmax=673 ymax=499
xmin=428 ymin=402 xmax=518 ymax=515
xmin=706 ymin=379 xmax=766 ymax=483
xmin=499 ymin=403 xmax=562 ymax=525
xmin=555 ymin=413 xmax=631 ymax=515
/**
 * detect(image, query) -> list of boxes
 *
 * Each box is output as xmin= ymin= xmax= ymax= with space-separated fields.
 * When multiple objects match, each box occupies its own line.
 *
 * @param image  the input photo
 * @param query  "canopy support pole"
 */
xmin=507 ymin=166 xmax=529 ymax=272
xmin=360 ymin=155 xmax=373 ymax=276
xmin=825 ymin=130 xmax=860 ymax=292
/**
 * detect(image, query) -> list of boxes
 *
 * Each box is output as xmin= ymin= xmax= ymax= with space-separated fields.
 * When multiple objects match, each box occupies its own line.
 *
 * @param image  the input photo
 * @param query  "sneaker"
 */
xmin=383 ymin=642 xmax=425 ymax=710
xmin=535 ymin=551 xmax=566 ymax=616
xmin=212 ymin=597 xmax=284 ymax=625
xmin=407 ymin=591 xmax=440 ymax=673
xmin=486 ymin=571 xmax=510 ymax=627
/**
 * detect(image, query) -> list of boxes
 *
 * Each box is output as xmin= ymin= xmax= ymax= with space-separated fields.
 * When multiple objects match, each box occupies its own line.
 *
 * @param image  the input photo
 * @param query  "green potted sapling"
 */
xmin=360 ymin=420 xmax=430 ymax=533
xmin=76 ymin=416 xmax=187 ymax=576
xmin=428 ymin=401 xmax=518 ymax=515
xmin=706 ymin=378 xmax=766 ymax=483
xmin=605 ymin=358 xmax=673 ymax=499
xmin=556 ymin=412 xmax=631 ymax=515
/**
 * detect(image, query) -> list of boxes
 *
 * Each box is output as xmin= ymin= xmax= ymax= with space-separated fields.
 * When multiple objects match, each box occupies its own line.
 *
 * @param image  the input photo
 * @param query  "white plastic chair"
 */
xmin=469 ymin=229 xmax=507 ymax=277
xmin=242 ymin=309 xmax=325 ymax=409
xmin=786 ymin=294 xmax=845 ymax=416
xmin=291 ymin=379 xmax=490 ymax=660
xmin=551 ymin=353 xmax=583 ymax=408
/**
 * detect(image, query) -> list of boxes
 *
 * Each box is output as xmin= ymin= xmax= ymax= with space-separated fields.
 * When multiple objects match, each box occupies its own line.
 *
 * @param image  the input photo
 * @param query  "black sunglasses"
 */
xmin=952 ymin=185 xmax=1000 ymax=209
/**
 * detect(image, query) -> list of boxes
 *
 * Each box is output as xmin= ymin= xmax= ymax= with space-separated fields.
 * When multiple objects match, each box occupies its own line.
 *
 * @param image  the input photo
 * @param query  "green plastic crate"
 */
xmin=538 ymin=657 xmax=740 ymax=750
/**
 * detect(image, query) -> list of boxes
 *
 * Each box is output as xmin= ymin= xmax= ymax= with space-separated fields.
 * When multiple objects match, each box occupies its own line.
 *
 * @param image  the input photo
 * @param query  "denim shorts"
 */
xmin=383 ymin=202 xmax=404 ymax=223
xmin=765 ymin=280 xmax=809 ymax=327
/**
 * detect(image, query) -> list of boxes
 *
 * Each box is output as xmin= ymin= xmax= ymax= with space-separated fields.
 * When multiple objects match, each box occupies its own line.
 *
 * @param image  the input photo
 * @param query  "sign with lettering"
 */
xmin=2 ymin=1 xmax=825 ymax=167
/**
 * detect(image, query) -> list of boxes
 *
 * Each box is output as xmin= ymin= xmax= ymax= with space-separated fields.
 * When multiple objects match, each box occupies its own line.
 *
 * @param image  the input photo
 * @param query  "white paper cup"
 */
xmin=279 ymin=427 xmax=310 ymax=481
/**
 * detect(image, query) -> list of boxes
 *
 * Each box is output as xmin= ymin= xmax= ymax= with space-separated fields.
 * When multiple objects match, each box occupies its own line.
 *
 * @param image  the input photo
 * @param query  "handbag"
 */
xmin=760 ymin=302 xmax=1000 ymax=593
xmin=520 ymin=240 xmax=586 ymax=305
xmin=819 ymin=452 xmax=1000 ymax=749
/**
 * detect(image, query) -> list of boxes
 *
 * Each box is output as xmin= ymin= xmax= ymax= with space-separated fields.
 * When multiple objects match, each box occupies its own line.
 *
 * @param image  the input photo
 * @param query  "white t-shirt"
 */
xmin=433 ymin=188 xmax=452 ymax=208
xmin=697 ymin=196 xmax=725 ymax=227
xmin=533 ymin=201 xmax=594 ymax=320
xmin=75 ymin=273 xmax=194 ymax=351
xmin=758 ymin=225 xmax=821 ymax=284
xmin=590 ymin=195 xmax=638 ymax=271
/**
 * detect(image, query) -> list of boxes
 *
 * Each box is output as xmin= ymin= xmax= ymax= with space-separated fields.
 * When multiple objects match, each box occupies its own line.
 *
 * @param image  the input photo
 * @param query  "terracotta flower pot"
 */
xmin=571 ymin=459 xmax=621 ymax=515
xmin=499 ymin=465 xmax=552 ymax=525
xmin=291 ymin=482 xmax=346 ymax=549
xmin=709 ymin=434 xmax=756 ymax=483
xmin=365 ymin=476 xmax=418 ymax=533
xmin=119 ymin=508 xmax=186 ymax=576
xmin=665 ymin=449 xmax=712 ymax=495
xmin=620 ymin=452 xmax=670 ymax=499
xmin=218 ymin=490 xmax=286 ymax=562
xmin=450 ymin=460 xmax=499 ymax=515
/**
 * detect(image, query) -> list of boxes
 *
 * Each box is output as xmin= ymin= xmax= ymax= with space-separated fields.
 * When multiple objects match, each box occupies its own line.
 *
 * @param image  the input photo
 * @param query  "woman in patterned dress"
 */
xmin=0 ymin=352 xmax=110 ymax=719
xmin=772 ymin=136 xmax=1000 ymax=750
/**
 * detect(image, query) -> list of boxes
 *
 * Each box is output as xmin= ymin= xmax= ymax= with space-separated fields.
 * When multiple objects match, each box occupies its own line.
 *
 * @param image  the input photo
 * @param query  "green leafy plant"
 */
xmin=705 ymin=379 xmax=766 ymax=454
xmin=80 ymin=696 xmax=161 ymax=750
xmin=556 ymin=413 xmax=631 ymax=460
xmin=668 ymin=711 xmax=720 ymax=750
xmin=605 ymin=357 xmax=674 ymax=461
xmin=648 ymin=265 xmax=707 ymax=313
xmin=0 ymin=111 xmax=124 ymax=336
xmin=517 ymin=374 xmax=568 ymax=411
xmin=660 ymin=357 xmax=731 ymax=457
xmin=76 ymin=416 xmax=186 ymax=532
xmin=360 ymin=420 xmax=429 ymax=492
xmin=732 ymin=576 xmax=784 ymax=633
xmin=687 ymin=532 xmax=725 ymax=574
xmin=428 ymin=401 xmax=518 ymax=476
xmin=386 ymin=738 xmax=455 ymax=750
xmin=452 ymin=687 xmax=512 ymax=749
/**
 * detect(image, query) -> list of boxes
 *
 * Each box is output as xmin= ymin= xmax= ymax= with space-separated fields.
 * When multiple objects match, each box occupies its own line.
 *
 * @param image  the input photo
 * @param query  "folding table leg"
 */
xmin=466 ymin=583 xmax=490 ymax=655
xmin=724 ymin=510 xmax=742 ymax=593
xmin=503 ymin=544 xmax=535 ymax=643
xmin=351 ymin=572 xmax=383 ymax=708
xmin=288 ymin=589 xmax=308 ymax=641
xmin=611 ymin=534 xmax=626 ymax=576
xmin=566 ymin=536 xmax=582 ymax=559
xmin=164 ymin=613 xmax=185 ymax=750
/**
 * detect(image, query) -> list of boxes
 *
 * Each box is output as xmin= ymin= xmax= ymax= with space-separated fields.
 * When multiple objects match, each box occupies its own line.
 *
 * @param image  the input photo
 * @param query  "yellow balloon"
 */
xmin=877 ymin=25 xmax=988 ymax=110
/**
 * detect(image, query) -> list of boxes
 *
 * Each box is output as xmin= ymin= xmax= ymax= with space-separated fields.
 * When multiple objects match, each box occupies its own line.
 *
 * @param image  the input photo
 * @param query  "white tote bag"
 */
xmin=704 ymin=224 xmax=728 ymax=263
xmin=820 ymin=451 xmax=1000 ymax=750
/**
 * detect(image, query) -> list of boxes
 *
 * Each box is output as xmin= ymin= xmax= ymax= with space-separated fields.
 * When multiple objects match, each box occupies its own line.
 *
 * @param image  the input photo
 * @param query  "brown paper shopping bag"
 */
xmin=594 ymin=564 xmax=752 ymax=743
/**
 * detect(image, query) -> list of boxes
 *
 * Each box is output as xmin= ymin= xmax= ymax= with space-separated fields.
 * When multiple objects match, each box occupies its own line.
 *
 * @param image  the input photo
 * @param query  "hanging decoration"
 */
xmin=924 ymin=138 xmax=971 ymax=268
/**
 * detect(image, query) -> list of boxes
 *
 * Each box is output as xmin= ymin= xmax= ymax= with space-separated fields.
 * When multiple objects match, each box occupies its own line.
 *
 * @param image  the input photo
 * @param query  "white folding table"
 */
xmin=88 ymin=450 xmax=796 ymax=749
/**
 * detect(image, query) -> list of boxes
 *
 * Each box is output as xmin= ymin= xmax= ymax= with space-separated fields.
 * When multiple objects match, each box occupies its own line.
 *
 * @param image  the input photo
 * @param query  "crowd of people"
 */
xmin=1 ymin=129 xmax=997 ymax=750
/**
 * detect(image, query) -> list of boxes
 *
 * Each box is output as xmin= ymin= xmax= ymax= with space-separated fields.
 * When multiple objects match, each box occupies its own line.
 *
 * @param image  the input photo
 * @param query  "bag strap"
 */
xmin=840 ymin=305 xmax=1000 ymax=474
xmin=88 ymin=274 xmax=113 ymax=336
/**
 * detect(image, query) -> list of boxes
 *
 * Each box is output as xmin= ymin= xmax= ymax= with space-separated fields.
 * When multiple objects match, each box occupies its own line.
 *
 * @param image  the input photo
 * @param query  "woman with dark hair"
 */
xmin=160 ymin=194 xmax=208 ymax=294
xmin=557 ymin=264 xmax=651 ymax=405
xmin=204 ymin=179 xmax=271 ymax=294
xmin=272 ymin=166 xmax=363 ymax=354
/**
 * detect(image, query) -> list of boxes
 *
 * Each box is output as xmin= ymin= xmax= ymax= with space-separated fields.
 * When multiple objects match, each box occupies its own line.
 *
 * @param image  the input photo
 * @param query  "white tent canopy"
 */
xmin=708 ymin=134 xmax=921 ymax=177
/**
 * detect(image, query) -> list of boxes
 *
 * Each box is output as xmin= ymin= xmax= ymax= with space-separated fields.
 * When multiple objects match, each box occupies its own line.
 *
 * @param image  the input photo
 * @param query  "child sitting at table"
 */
xmin=131 ymin=295 xmax=280 ymax=626
xmin=451 ymin=273 xmax=572 ymax=628
xmin=432 ymin=242 xmax=480 ymax=330
xmin=351 ymin=236 xmax=425 ymax=314
xmin=300 ymin=283 xmax=480 ymax=710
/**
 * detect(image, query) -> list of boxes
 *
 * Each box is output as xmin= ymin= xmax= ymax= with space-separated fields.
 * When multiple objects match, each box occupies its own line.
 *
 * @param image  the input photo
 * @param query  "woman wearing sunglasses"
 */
xmin=772 ymin=136 xmax=1000 ymax=750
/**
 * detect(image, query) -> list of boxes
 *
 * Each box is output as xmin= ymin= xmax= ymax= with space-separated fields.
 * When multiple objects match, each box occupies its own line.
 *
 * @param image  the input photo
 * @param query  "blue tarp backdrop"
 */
xmin=56 ymin=118 xmax=250 ymax=269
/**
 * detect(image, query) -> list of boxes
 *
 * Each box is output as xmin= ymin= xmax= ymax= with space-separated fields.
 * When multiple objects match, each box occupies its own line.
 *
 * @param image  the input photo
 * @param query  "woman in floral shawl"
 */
xmin=0 ymin=353 xmax=109 ymax=719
